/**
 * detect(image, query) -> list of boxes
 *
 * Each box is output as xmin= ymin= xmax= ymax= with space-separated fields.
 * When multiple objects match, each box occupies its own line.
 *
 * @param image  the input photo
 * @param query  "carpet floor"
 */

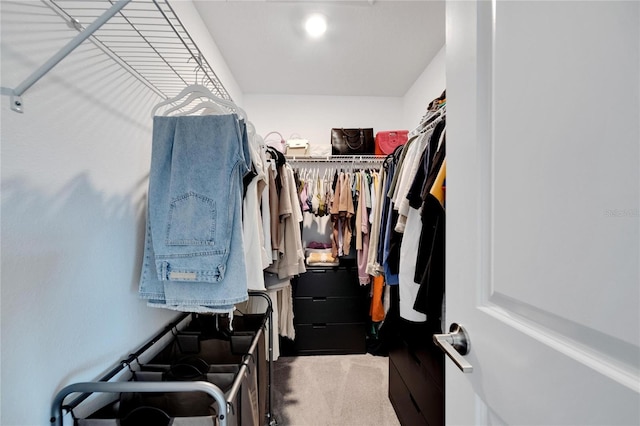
xmin=271 ymin=354 xmax=400 ymax=426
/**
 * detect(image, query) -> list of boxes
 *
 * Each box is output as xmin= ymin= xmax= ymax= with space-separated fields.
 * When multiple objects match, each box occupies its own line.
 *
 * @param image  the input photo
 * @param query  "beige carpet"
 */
xmin=271 ymin=354 xmax=400 ymax=426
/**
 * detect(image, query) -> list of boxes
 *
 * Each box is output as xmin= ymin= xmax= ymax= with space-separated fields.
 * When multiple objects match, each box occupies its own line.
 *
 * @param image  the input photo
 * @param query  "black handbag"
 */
xmin=331 ymin=128 xmax=374 ymax=155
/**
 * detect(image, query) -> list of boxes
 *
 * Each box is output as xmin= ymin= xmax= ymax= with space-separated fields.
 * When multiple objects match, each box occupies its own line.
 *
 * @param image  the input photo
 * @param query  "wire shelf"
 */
xmin=42 ymin=0 xmax=231 ymax=101
xmin=286 ymin=155 xmax=386 ymax=163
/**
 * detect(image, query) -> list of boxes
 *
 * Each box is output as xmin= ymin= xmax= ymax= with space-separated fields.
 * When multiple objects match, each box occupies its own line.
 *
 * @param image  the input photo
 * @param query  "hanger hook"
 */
xmin=188 ymin=55 xmax=205 ymax=85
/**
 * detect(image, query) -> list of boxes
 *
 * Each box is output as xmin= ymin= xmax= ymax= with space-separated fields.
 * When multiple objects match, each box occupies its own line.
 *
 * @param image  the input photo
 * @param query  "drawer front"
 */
xmin=389 ymin=361 xmax=428 ymax=426
xmin=292 ymin=323 xmax=366 ymax=354
xmin=293 ymin=296 xmax=367 ymax=324
xmin=414 ymin=345 xmax=445 ymax=389
xmin=390 ymin=344 xmax=444 ymax=425
xmin=294 ymin=268 xmax=362 ymax=298
xmin=391 ymin=341 xmax=444 ymax=393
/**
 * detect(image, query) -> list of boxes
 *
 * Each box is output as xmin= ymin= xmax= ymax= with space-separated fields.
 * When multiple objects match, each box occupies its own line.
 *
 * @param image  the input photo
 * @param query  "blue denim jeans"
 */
xmin=139 ymin=115 xmax=250 ymax=310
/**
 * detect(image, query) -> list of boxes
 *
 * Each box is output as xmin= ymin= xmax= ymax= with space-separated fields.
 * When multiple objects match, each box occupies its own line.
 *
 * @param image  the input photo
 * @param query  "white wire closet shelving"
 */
xmin=287 ymin=155 xmax=386 ymax=164
xmin=2 ymin=0 xmax=231 ymax=113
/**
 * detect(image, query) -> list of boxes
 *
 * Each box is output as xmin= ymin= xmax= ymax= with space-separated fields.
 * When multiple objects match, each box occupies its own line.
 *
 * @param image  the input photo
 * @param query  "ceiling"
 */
xmin=193 ymin=0 xmax=445 ymax=97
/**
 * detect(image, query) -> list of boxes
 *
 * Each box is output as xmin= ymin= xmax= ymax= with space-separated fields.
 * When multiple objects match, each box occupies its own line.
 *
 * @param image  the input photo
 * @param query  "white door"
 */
xmin=444 ymin=1 xmax=639 ymax=424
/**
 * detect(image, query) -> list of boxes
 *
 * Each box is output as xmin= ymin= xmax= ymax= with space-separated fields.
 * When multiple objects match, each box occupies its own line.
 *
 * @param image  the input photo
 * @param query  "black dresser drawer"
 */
xmin=285 ymin=266 xmax=368 ymax=356
xmin=293 ymin=296 xmax=367 ymax=324
xmin=389 ymin=361 xmax=428 ymax=426
xmin=414 ymin=345 xmax=444 ymax=391
xmin=389 ymin=342 xmax=444 ymax=426
xmin=291 ymin=323 xmax=366 ymax=354
xmin=293 ymin=267 xmax=363 ymax=298
xmin=391 ymin=341 xmax=444 ymax=392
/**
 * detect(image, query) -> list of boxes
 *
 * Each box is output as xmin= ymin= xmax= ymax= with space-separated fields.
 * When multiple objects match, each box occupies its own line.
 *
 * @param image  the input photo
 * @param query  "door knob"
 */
xmin=433 ymin=323 xmax=473 ymax=373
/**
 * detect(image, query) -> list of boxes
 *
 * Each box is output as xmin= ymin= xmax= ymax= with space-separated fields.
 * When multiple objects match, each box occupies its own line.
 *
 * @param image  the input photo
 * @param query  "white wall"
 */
xmin=244 ymin=94 xmax=404 ymax=155
xmin=243 ymin=44 xmax=446 ymax=154
xmin=403 ymin=45 xmax=446 ymax=130
xmin=0 ymin=2 xmax=240 ymax=425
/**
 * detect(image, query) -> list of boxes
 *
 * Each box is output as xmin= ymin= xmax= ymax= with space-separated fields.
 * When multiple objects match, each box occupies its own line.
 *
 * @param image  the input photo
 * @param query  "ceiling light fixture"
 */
xmin=304 ymin=14 xmax=327 ymax=38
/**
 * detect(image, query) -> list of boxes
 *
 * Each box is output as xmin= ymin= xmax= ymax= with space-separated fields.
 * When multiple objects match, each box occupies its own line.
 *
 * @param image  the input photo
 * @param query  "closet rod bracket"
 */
xmin=0 ymin=87 xmax=22 ymax=113
xmin=11 ymin=94 xmax=23 ymax=113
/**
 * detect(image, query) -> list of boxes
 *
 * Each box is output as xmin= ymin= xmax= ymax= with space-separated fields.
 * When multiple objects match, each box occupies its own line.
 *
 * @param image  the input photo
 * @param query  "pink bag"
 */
xmin=375 ymin=130 xmax=408 ymax=155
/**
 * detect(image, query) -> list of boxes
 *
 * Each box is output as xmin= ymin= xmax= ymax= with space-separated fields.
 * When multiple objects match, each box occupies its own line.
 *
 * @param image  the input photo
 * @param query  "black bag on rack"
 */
xmin=331 ymin=128 xmax=375 ymax=155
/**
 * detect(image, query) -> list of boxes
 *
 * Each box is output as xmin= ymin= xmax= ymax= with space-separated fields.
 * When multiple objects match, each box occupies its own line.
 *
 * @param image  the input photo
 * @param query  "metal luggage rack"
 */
xmin=51 ymin=291 xmax=277 ymax=426
xmin=1 ymin=0 xmax=231 ymax=113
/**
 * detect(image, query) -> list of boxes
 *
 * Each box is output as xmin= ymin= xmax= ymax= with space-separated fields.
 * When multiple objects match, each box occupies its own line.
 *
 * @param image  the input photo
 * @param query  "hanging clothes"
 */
xmin=395 ymin=119 xmax=446 ymax=320
xmin=288 ymin=159 xmax=389 ymax=327
xmin=412 ymin=138 xmax=446 ymax=331
xmin=366 ymin=165 xmax=386 ymax=277
xmin=366 ymin=94 xmax=446 ymax=325
xmin=243 ymin=135 xmax=269 ymax=291
xmin=265 ymin=163 xmax=306 ymax=279
xmin=330 ymin=171 xmax=355 ymax=258
xmin=378 ymin=149 xmax=403 ymax=286
xmin=356 ymin=170 xmax=371 ymax=285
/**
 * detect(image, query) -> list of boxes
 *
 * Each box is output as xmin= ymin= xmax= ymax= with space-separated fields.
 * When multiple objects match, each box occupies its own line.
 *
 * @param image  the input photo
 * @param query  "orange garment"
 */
xmin=370 ymin=275 xmax=385 ymax=322
xmin=430 ymin=159 xmax=446 ymax=208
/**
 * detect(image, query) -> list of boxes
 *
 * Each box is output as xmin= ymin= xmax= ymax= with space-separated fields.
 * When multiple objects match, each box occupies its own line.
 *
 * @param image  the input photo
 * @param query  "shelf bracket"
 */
xmin=2 ymin=0 xmax=132 ymax=113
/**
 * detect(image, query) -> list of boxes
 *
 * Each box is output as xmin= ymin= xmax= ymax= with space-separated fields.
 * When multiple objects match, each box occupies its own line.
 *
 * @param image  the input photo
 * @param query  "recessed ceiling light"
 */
xmin=305 ymin=14 xmax=327 ymax=38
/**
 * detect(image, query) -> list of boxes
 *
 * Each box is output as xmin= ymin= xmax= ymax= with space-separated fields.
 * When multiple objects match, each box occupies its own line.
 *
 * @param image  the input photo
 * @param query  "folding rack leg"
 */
xmin=248 ymin=290 xmax=278 ymax=425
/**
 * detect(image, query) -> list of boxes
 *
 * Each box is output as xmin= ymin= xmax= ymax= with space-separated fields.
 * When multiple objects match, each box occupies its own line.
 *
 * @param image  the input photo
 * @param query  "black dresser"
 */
xmin=388 ymin=319 xmax=444 ymax=426
xmin=282 ymin=265 xmax=369 ymax=355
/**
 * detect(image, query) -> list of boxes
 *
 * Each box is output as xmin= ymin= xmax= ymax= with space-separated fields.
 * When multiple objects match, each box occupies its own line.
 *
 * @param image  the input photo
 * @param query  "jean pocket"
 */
xmin=166 ymin=192 xmax=216 ymax=246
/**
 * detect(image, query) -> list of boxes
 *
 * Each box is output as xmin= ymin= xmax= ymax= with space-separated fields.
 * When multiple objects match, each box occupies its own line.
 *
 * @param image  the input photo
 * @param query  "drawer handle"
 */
xmin=312 ymin=324 xmax=327 ymax=329
xmin=409 ymin=393 xmax=421 ymax=413
xmin=410 ymin=351 xmax=421 ymax=367
xmin=311 ymin=269 xmax=327 ymax=274
xmin=312 ymin=297 xmax=327 ymax=302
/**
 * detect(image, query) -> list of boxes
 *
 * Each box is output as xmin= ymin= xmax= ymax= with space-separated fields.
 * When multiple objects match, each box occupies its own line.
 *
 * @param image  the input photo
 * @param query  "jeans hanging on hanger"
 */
xmin=139 ymin=114 xmax=251 ymax=312
xmin=148 ymin=115 xmax=249 ymax=283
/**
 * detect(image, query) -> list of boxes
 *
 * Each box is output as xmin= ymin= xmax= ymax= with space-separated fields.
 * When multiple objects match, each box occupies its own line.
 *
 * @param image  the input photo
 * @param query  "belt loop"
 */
xmin=161 ymin=261 xmax=169 ymax=280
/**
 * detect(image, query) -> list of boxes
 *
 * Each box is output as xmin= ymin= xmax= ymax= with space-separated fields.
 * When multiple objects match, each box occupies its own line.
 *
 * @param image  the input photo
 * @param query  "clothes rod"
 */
xmin=287 ymin=155 xmax=385 ymax=163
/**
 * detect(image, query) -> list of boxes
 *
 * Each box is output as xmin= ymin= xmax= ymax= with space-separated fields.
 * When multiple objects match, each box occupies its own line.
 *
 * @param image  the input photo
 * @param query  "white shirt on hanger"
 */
xmin=398 ymin=206 xmax=428 ymax=322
